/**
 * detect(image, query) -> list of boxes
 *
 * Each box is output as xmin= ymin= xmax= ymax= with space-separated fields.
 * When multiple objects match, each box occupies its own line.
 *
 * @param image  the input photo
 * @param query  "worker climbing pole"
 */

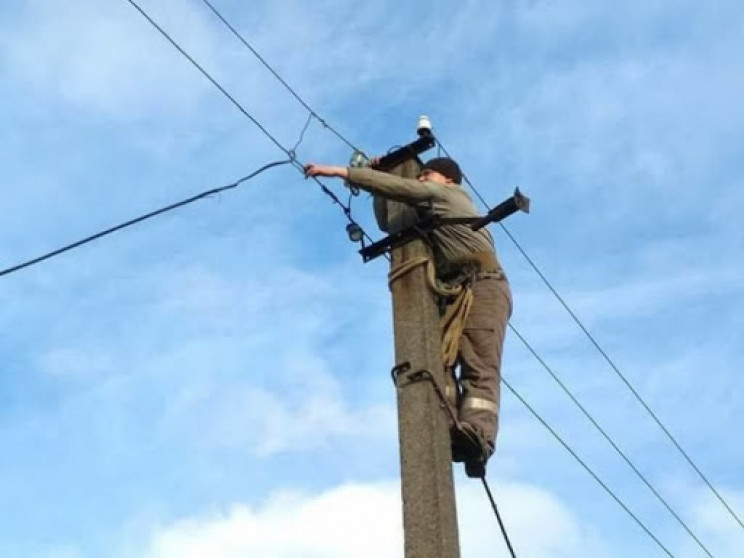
xmin=305 ymin=116 xmax=529 ymax=558
xmin=19 ymin=3 xmax=737 ymax=555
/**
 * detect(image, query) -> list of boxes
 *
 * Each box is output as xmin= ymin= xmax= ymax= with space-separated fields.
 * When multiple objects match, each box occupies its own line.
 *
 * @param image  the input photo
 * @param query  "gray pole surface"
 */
xmin=388 ymin=159 xmax=461 ymax=558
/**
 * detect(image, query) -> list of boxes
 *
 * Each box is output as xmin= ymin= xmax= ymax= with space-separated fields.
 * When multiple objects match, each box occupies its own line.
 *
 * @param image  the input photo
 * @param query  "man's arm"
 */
xmin=304 ymin=164 xmax=441 ymax=203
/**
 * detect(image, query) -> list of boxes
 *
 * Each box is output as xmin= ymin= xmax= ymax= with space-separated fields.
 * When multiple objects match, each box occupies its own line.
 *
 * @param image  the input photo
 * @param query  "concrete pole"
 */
xmin=388 ymin=158 xmax=460 ymax=558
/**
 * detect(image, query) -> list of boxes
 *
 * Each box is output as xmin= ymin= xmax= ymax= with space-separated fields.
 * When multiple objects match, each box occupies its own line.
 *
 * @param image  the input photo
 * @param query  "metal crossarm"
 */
xmin=359 ymin=189 xmax=530 ymax=262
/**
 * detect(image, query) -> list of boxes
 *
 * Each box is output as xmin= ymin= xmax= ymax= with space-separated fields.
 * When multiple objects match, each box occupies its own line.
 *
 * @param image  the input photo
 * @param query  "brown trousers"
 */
xmin=453 ymin=276 xmax=512 ymax=453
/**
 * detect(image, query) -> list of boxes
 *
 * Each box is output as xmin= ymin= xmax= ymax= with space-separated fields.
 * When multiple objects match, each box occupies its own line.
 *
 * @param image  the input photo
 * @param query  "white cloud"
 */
xmin=2 ymin=1 xmax=742 ymax=557
xmin=652 ymin=486 xmax=744 ymax=558
xmin=136 ymin=482 xmax=402 ymax=558
xmin=504 ymin=239 xmax=744 ymax=358
xmin=158 ymin=358 xmax=397 ymax=457
xmin=674 ymin=487 xmax=744 ymax=557
xmin=156 ymin=263 xmax=397 ymax=456
xmin=0 ymin=0 xmax=217 ymax=118
xmin=132 ymin=479 xmax=600 ymax=558
xmin=24 ymin=256 xmax=397 ymax=458
xmin=0 ymin=0 xmax=507 ymax=128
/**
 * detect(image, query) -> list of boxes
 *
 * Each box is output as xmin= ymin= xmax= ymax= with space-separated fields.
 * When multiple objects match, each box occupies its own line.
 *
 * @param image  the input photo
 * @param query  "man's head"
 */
xmin=418 ymin=157 xmax=462 ymax=185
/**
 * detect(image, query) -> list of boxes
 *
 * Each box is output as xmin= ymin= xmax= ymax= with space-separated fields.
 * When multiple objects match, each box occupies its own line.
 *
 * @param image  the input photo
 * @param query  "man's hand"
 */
xmin=304 ymin=164 xmax=349 ymax=180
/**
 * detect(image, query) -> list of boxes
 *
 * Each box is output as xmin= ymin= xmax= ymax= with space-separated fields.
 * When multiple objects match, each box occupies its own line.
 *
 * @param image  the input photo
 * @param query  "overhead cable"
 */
xmin=503 ymin=376 xmax=675 ymax=557
xmin=196 ymin=0 xmax=364 ymax=155
xmin=436 ymin=137 xmax=744 ymax=532
xmin=124 ymin=0 xmax=374 ymax=247
xmin=0 ymin=160 xmax=291 ymax=278
xmin=170 ymin=2 xmax=719 ymax=539
xmin=154 ymin=6 xmax=668 ymax=549
xmin=508 ymin=323 xmax=714 ymax=556
xmin=124 ymin=2 xmax=721 ymax=547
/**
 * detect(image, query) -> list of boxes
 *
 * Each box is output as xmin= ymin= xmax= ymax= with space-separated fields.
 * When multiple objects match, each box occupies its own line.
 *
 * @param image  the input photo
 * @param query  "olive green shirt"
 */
xmin=348 ymin=167 xmax=504 ymax=276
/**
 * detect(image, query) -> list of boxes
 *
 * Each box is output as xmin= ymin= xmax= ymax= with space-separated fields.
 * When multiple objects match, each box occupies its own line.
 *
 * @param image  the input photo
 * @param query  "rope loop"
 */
xmin=387 ymin=255 xmax=474 ymax=369
xmin=388 ymin=256 xmax=461 ymax=297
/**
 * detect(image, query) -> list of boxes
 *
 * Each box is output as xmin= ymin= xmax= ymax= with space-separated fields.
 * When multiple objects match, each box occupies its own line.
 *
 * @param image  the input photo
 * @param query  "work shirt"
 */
xmin=347 ymin=167 xmax=505 ymax=277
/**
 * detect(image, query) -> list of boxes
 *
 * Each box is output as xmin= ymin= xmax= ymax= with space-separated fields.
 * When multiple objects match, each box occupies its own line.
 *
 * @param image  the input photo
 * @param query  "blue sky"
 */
xmin=1 ymin=0 xmax=742 ymax=556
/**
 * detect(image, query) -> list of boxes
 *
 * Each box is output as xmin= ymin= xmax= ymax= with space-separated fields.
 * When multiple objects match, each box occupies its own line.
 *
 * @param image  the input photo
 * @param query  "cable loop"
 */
xmin=387 ymin=256 xmax=461 ymax=297
xmin=388 ymin=256 xmax=474 ymax=369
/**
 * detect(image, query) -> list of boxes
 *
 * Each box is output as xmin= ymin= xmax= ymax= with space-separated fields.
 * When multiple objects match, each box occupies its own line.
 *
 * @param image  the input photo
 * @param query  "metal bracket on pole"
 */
xmin=360 ymin=188 xmax=531 ymax=263
xmin=375 ymin=134 xmax=437 ymax=172
xmin=391 ymin=361 xmax=412 ymax=385
xmin=391 ymin=362 xmax=460 ymax=428
xmin=392 ymin=361 xmax=432 ymax=388
xmin=471 ymin=188 xmax=530 ymax=231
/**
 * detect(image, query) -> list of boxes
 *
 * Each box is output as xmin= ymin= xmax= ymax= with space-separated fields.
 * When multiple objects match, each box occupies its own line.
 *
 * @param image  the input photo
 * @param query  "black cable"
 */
xmin=436 ymin=137 xmax=744 ymax=532
xmin=502 ymin=378 xmax=676 ymax=558
xmin=124 ymin=0 xmax=379 ymax=252
xmin=124 ymin=0 xmax=291 ymax=158
xmin=481 ymin=477 xmax=517 ymax=558
xmin=118 ymin=7 xmax=700 ymax=545
xmin=0 ymin=161 xmax=291 ymax=278
xmin=291 ymin=113 xmax=314 ymax=155
xmin=125 ymin=5 xmax=671 ymax=542
xmin=196 ymin=0 xmax=364 ymax=156
xmin=123 ymin=4 xmax=722 ymax=540
xmin=501 ymin=215 xmax=744 ymax=531
xmin=508 ymin=324 xmax=714 ymax=557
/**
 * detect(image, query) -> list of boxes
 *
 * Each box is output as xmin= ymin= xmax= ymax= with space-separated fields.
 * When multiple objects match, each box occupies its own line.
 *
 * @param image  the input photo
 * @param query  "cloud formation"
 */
xmin=133 ymin=480 xmax=597 ymax=558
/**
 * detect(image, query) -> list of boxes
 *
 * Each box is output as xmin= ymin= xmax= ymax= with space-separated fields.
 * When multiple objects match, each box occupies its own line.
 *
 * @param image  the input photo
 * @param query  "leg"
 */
xmin=457 ymin=278 xmax=511 ymax=454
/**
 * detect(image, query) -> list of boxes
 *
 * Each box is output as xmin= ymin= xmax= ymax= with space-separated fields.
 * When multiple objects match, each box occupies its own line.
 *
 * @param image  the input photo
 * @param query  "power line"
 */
xmin=125 ymin=1 xmax=724 ymax=546
xmin=481 ymin=477 xmax=518 ymax=558
xmin=177 ymin=16 xmax=678 ymax=547
xmin=502 ymin=377 xmax=676 ymax=557
xmin=435 ymin=137 xmax=744 ymax=532
xmin=196 ymin=0 xmax=364 ymax=156
xmin=125 ymin=0 xmax=287 ymax=158
xmin=500 ymin=213 xmax=744 ymax=532
xmin=508 ymin=324 xmax=714 ymax=557
xmin=124 ymin=0 xmax=377 ymax=249
xmin=158 ymin=9 xmax=654 ymax=545
xmin=0 ymin=160 xmax=291 ymax=278
xmin=160 ymin=4 xmax=702 ymax=538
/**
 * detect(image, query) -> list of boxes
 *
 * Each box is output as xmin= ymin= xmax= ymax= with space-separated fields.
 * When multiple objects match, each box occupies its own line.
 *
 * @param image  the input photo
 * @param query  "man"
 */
xmin=304 ymin=157 xmax=512 ymax=475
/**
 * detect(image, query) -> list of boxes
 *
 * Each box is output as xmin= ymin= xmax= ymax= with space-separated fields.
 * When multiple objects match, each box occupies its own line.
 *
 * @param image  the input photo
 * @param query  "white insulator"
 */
xmin=417 ymin=115 xmax=433 ymax=136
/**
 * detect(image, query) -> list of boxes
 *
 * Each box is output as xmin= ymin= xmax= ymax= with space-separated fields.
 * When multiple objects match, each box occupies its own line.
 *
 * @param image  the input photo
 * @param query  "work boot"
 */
xmin=451 ymin=422 xmax=491 ymax=478
xmin=464 ymin=457 xmax=487 ymax=479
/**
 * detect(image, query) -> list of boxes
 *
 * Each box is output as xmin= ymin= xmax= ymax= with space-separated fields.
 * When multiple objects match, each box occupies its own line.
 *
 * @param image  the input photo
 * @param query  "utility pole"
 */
xmin=387 ymin=158 xmax=461 ymax=558
xmin=358 ymin=120 xmax=527 ymax=557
